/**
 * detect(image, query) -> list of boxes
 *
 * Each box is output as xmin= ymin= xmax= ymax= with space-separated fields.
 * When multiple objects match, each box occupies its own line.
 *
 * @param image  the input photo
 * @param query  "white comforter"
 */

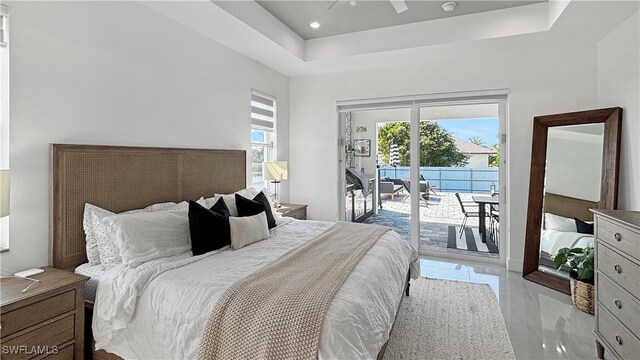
xmin=540 ymin=229 xmax=594 ymax=258
xmin=93 ymin=218 xmax=418 ymax=360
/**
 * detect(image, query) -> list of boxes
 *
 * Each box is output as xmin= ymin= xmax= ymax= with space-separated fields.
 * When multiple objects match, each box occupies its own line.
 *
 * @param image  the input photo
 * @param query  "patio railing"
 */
xmin=379 ymin=166 xmax=499 ymax=193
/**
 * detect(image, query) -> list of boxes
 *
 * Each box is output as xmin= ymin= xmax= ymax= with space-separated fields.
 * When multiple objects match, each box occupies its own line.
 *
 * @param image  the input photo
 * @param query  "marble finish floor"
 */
xmin=419 ymin=257 xmax=597 ymax=360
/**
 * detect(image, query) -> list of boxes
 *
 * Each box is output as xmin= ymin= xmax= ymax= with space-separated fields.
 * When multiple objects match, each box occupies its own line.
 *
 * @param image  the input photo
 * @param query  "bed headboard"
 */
xmin=542 ymin=192 xmax=598 ymax=222
xmin=51 ymin=144 xmax=246 ymax=269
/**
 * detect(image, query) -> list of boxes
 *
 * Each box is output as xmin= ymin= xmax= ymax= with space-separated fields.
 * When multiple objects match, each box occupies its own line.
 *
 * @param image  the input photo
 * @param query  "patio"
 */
xmin=362 ymin=191 xmax=499 ymax=259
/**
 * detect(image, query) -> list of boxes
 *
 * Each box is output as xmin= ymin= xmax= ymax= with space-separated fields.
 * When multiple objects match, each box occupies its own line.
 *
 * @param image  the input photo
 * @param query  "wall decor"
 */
xmin=354 ymin=139 xmax=371 ymax=157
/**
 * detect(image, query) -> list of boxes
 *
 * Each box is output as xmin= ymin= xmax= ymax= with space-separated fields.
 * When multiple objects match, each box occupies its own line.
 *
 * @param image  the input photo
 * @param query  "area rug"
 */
xmin=447 ymin=225 xmax=499 ymax=254
xmin=383 ymin=278 xmax=515 ymax=360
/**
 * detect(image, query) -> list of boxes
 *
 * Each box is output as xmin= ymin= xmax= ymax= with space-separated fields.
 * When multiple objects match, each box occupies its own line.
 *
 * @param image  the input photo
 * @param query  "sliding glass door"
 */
xmin=338 ymin=92 xmax=508 ymax=265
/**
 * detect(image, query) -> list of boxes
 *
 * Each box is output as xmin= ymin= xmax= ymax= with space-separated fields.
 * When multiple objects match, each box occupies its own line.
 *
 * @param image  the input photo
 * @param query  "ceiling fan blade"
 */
xmin=389 ymin=0 xmax=408 ymax=14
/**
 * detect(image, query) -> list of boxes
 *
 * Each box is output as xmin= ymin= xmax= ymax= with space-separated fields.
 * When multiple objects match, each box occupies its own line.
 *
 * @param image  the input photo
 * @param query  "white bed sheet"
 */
xmin=540 ymin=229 xmax=594 ymax=258
xmin=75 ymin=263 xmax=109 ymax=302
xmin=93 ymin=218 xmax=418 ymax=360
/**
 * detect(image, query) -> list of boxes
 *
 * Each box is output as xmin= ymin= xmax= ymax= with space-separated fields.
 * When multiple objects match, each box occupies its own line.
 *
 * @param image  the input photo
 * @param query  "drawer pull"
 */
xmin=615 ymin=334 xmax=623 ymax=345
xmin=614 ymin=264 xmax=622 ymax=274
xmin=614 ymin=232 xmax=622 ymax=241
xmin=614 ymin=299 xmax=622 ymax=309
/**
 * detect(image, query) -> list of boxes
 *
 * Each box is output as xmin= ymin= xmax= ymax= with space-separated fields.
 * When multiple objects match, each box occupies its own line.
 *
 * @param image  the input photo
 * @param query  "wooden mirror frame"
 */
xmin=522 ymin=107 xmax=622 ymax=294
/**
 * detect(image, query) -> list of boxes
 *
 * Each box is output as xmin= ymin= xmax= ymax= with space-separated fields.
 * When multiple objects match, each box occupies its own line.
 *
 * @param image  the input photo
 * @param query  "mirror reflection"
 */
xmin=538 ymin=123 xmax=604 ymax=279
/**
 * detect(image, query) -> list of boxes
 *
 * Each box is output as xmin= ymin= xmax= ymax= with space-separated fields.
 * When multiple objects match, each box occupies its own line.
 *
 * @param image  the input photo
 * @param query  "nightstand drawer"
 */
xmin=2 ymin=314 xmax=75 ymax=360
xmin=43 ymin=344 xmax=74 ymax=360
xmin=1 ymin=290 xmax=76 ymax=338
xmin=286 ymin=207 xmax=306 ymax=220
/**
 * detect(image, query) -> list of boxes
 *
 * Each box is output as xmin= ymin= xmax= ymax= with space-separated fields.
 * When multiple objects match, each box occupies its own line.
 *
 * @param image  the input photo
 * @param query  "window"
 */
xmin=251 ymin=90 xmax=276 ymax=189
xmin=0 ymin=5 xmax=8 ymax=251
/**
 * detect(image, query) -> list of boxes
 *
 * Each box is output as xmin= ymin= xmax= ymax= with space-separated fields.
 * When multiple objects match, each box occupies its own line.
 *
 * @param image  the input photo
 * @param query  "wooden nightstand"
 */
xmin=1 ymin=267 xmax=88 ymax=360
xmin=277 ymin=203 xmax=308 ymax=220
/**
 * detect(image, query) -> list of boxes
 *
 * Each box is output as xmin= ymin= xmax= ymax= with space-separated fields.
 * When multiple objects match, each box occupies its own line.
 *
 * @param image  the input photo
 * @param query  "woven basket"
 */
xmin=570 ymin=277 xmax=595 ymax=315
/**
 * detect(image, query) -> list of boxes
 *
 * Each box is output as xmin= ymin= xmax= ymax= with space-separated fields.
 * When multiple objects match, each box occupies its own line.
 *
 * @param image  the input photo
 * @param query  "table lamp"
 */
xmin=263 ymin=161 xmax=287 ymax=207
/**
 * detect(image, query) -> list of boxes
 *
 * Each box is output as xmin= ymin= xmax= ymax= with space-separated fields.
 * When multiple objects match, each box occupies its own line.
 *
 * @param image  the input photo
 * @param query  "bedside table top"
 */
xmin=277 ymin=203 xmax=307 ymax=212
xmin=1 ymin=267 xmax=88 ymax=307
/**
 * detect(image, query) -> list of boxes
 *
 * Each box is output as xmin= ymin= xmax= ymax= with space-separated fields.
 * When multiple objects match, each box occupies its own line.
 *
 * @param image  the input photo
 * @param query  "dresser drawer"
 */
xmin=598 ymin=217 xmax=640 ymax=261
xmin=286 ymin=207 xmax=306 ymax=220
xmin=598 ymin=273 xmax=640 ymax=335
xmin=2 ymin=314 xmax=75 ymax=360
xmin=1 ymin=290 xmax=76 ymax=338
xmin=597 ymin=305 xmax=640 ymax=360
xmin=598 ymin=244 xmax=640 ymax=296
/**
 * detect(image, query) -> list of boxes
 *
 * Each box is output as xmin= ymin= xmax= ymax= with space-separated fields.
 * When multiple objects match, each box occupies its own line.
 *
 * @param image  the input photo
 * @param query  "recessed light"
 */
xmin=442 ymin=2 xmax=456 ymax=12
xmin=309 ymin=21 xmax=320 ymax=29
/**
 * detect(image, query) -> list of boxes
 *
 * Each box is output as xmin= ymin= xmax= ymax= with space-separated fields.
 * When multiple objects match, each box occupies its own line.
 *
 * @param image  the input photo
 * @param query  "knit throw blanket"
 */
xmin=197 ymin=221 xmax=390 ymax=360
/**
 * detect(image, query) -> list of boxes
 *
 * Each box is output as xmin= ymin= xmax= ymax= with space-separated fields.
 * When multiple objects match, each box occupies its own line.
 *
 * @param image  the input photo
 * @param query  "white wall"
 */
xmin=467 ymin=154 xmax=490 ymax=169
xmin=289 ymin=2 xmax=637 ymax=272
xmin=0 ymin=2 xmax=289 ymax=274
xmin=545 ymin=133 xmax=604 ymax=202
xmin=597 ymin=11 xmax=640 ymax=210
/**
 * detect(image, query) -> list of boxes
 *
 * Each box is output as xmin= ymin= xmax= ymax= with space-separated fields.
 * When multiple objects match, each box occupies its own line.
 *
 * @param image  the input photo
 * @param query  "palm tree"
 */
xmin=468 ymin=136 xmax=485 ymax=147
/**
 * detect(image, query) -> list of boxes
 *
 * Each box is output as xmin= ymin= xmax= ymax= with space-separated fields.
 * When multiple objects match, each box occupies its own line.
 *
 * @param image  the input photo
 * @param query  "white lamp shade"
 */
xmin=0 ymin=169 xmax=9 ymax=217
xmin=263 ymin=161 xmax=288 ymax=181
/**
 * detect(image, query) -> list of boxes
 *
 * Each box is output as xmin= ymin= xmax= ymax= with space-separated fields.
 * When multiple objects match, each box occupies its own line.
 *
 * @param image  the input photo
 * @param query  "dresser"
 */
xmin=592 ymin=210 xmax=640 ymax=360
xmin=0 ymin=267 xmax=88 ymax=360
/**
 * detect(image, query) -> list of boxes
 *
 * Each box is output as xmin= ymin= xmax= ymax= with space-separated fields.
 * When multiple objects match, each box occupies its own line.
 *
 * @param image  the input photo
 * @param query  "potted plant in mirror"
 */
xmin=554 ymin=246 xmax=595 ymax=315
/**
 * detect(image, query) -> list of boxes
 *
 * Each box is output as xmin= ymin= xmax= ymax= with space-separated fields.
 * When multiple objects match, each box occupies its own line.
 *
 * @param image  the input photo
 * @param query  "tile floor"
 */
xmin=420 ymin=257 xmax=598 ymax=360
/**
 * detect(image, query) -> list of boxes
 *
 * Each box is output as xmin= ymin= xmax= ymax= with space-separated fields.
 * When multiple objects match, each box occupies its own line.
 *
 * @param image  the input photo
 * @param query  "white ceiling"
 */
xmin=256 ymin=0 xmax=545 ymax=40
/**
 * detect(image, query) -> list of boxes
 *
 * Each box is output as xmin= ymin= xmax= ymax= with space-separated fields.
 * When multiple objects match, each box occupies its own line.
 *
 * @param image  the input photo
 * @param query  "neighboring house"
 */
xmin=453 ymin=138 xmax=496 ymax=168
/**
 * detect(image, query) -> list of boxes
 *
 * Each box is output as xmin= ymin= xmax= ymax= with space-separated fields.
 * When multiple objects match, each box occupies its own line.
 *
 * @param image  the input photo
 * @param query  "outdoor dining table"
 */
xmin=472 ymin=195 xmax=499 ymax=243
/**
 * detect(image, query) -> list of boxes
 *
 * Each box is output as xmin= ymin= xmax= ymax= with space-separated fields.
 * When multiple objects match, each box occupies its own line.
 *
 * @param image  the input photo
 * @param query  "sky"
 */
xmin=434 ymin=118 xmax=499 ymax=146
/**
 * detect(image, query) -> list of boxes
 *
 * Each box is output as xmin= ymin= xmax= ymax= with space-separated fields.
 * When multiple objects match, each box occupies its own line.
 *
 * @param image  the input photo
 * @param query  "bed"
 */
xmin=50 ymin=144 xmax=418 ymax=360
xmin=538 ymin=192 xmax=597 ymax=268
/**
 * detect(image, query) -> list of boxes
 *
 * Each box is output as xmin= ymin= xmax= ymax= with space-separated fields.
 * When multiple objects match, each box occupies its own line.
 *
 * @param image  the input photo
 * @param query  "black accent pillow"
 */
xmin=574 ymin=218 xmax=594 ymax=235
xmin=188 ymin=200 xmax=230 ymax=255
xmin=210 ymin=196 xmax=230 ymax=218
xmin=235 ymin=192 xmax=277 ymax=229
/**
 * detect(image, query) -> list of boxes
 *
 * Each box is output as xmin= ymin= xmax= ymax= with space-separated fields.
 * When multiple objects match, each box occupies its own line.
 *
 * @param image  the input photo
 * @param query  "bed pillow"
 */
xmin=83 ymin=204 xmax=116 ymax=265
xmin=188 ymin=199 xmax=231 ymax=255
xmin=575 ymin=218 xmax=595 ymax=235
xmin=235 ymin=192 xmax=277 ymax=229
xmin=103 ymin=210 xmax=191 ymax=268
xmin=210 ymin=188 xmax=259 ymax=216
xmin=544 ymin=213 xmax=578 ymax=232
xmin=86 ymin=198 xmax=206 ymax=266
xmin=229 ymin=211 xmax=269 ymax=250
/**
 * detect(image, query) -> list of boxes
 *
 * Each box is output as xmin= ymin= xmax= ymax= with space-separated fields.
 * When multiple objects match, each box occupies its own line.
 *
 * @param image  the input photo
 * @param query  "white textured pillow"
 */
xmin=85 ymin=198 xmax=205 ymax=266
xmin=544 ymin=213 xmax=577 ymax=232
xmin=229 ymin=211 xmax=269 ymax=250
xmin=103 ymin=210 xmax=191 ymax=268
xmin=211 ymin=188 xmax=259 ymax=216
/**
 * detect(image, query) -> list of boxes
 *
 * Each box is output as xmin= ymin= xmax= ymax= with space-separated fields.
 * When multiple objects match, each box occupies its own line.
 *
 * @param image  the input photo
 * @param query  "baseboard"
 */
xmin=507 ymin=258 xmax=523 ymax=273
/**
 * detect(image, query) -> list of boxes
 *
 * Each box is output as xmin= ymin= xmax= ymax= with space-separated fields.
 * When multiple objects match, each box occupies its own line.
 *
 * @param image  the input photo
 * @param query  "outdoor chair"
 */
xmin=401 ymin=179 xmax=429 ymax=204
xmin=454 ymin=193 xmax=480 ymax=239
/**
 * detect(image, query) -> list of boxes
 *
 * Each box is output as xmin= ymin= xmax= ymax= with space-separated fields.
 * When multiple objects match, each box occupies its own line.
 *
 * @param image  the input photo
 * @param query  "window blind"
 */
xmin=251 ymin=91 xmax=276 ymax=131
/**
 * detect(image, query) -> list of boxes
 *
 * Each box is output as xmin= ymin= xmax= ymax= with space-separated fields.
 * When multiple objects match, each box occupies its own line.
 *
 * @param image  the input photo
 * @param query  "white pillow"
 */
xmin=84 ymin=198 xmax=205 ymax=266
xmin=544 ymin=213 xmax=577 ymax=232
xmin=210 ymin=188 xmax=259 ymax=216
xmin=103 ymin=210 xmax=191 ymax=268
xmin=229 ymin=211 xmax=269 ymax=250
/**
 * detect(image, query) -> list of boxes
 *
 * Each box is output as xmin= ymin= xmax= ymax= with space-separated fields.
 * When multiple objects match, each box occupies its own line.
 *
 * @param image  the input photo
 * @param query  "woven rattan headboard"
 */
xmin=543 ymin=192 xmax=598 ymax=222
xmin=51 ymin=144 xmax=246 ymax=269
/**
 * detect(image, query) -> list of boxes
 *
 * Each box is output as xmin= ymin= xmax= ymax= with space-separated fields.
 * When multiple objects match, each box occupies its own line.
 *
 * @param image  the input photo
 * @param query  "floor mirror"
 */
xmin=522 ymin=107 xmax=622 ymax=294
